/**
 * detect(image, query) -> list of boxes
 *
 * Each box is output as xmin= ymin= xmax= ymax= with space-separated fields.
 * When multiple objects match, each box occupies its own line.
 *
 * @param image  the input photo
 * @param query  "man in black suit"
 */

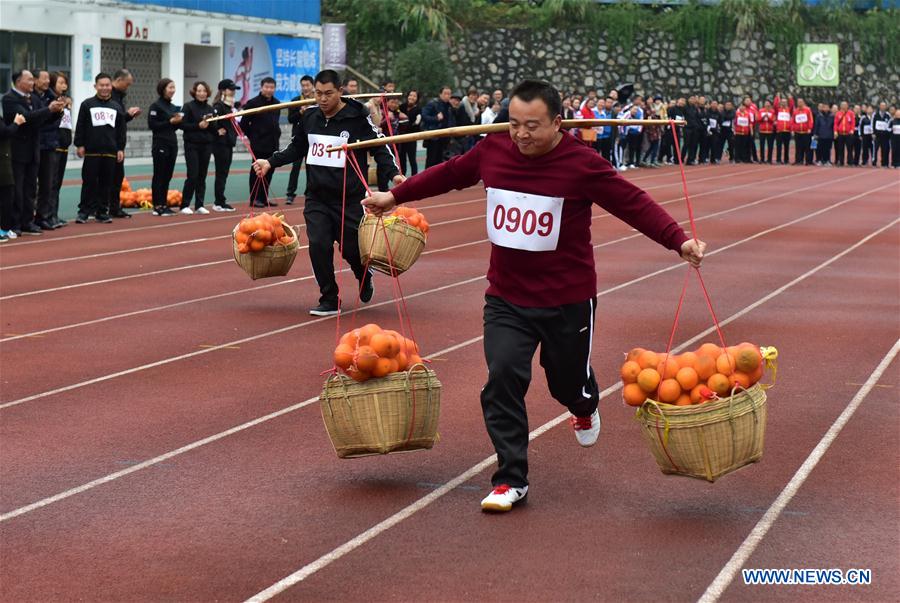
xmin=2 ymin=69 xmax=64 ymax=235
xmin=240 ymin=77 xmax=281 ymax=207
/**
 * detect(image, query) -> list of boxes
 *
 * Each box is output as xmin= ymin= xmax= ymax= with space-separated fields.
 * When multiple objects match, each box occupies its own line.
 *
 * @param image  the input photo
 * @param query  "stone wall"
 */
xmin=355 ymin=28 xmax=899 ymax=105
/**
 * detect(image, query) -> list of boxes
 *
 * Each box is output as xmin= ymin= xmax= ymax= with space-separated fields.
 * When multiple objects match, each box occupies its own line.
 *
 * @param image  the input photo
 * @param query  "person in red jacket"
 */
xmin=757 ymin=101 xmax=776 ymax=163
xmin=833 ymin=101 xmax=856 ymax=167
xmin=742 ymin=97 xmax=760 ymax=162
xmin=362 ymin=80 xmax=706 ymax=513
xmin=774 ymin=93 xmax=794 ymax=164
xmin=791 ymin=97 xmax=814 ymax=165
xmin=733 ymin=105 xmax=753 ymax=163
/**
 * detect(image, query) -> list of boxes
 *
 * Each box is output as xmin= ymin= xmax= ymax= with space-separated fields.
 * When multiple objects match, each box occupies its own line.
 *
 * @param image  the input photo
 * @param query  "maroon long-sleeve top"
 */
xmin=391 ymin=131 xmax=689 ymax=308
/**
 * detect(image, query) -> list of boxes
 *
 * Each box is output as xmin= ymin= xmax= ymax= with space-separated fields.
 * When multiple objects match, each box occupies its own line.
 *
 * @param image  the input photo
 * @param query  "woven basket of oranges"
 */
xmin=358 ymin=208 xmax=429 ymax=276
xmin=232 ymin=213 xmax=299 ymax=280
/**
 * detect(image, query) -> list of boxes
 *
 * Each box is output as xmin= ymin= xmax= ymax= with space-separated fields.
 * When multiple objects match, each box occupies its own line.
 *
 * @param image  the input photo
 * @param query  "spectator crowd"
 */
xmin=2 ymin=67 xmax=899 ymax=243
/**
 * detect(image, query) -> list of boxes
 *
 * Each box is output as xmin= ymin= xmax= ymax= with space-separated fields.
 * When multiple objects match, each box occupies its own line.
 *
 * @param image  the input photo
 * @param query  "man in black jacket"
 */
xmin=241 ymin=77 xmax=280 ymax=207
xmin=421 ymin=86 xmax=453 ymax=168
xmin=2 ymin=69 xmax=65 ymax=235
xmin=681 ymin=96 xmax=702 ymax=165
xmin=251 ymin=70 xmax=402 ymax=316
xmin=211 ymin=79 xmax=238 ymax=212
xmin=285 ymin=74 xmax=315 ymax=205
xmin=872 ymin=102 xmax=891 ymax=167
xmin=35 ymin=69 xmax=63 ymax=230
xmin=73 ymin=73 xmax=126 ymax=223
xmin=107 ymin=69 xmax=141 ymax=218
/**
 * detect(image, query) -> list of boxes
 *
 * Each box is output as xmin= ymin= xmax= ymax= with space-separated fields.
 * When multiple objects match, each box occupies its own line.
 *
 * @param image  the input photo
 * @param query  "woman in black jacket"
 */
xmin=179 ymin=81 xmax=215 ymax=214
xmin=48 ymin=72 xmax=72 ymax=228
xmin=147 ymin=78 xmax=182 ymax=216
xmin=397 ymin=90 xmax=421 ymax=176
xmin=211 ymin=83 xmax=238 ymax=211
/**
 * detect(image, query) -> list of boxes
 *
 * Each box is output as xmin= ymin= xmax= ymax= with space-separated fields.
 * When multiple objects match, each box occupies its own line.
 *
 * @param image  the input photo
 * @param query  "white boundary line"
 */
xmin=1 ymin=211 xmax=895 ymax=526
xmin=0 ymin=168 xmax=798 ymax=300
xmin=0 ymin=169 xmax=822 ymax=336
xmin=696 ymin=337 xmax=900 ymax=603
xmin=1 ymin=177 xmax=889 ymax=408
xmin=244 ymin=216 xmax=900 ymax=602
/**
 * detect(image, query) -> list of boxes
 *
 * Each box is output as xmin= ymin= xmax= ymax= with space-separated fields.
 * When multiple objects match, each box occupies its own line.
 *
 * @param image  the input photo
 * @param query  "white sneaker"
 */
xmin=480 ymin=484 xmax=528 ymax=512
xmin=6 ymin=230 xmax=17 ymax=239
xmin=195 ymin=206 xmax=210 ymax=214
xmin=179 ymin=207 xmax=193 ymax=215
xmin=571 ymin=409 xmax=601 ymax=447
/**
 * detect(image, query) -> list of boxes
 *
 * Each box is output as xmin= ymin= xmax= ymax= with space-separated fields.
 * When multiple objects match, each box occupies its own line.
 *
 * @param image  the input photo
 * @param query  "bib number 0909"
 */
xmin=492 ymin=204 xmax=554 ymax=237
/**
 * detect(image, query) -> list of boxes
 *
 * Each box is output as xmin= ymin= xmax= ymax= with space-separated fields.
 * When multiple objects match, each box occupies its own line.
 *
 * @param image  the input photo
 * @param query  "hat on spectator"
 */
xmin=218 ymin=78 xmax=240 ymax=91
xmin=450 ymin=90 xmax=463 ymax=100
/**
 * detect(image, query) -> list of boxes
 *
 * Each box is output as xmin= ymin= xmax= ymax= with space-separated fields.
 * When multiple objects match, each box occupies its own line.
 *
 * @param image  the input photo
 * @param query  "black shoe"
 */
xmin=285 ymin=195 xmax=295 ymax=205
xmin=95 ymin=214 xmax=113 ymax=224
xmin=35 ymin=219 xmax=56 ymax=230
xmin=267 ymin=200 xmax=278 ymax=207
xmin=359 ymin=270 xmax=375 ymax=304
xmin=251 ymin=202 xmax=268 ymax=208
xmin=75 ymin=213 xmax=90 ymax=224
xmin=50 ymin=217 xmax=67 ymax=228
xmin=111 ymin=210 xmax=132 ymax=219
xmin=212 ymin=203 xmax=236 ymax=212
xmin=309 ymin=303 xmax=339 ymax=317
xmin=21 ymin=223 xmax=43 ymax=235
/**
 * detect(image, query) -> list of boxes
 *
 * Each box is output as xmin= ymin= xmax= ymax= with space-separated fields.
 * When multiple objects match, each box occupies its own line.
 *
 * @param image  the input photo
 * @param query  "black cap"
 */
xmin=450 ymin=90 xmax=463 ymax=100
xmin=218 ymin=79 xmax=240 ymax=91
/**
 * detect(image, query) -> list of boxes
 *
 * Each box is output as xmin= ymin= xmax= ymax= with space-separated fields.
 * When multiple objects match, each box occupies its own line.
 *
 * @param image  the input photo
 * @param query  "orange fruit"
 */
xmin=747 ymin=363 xmax=764 ymax=385
xmin=622 ymin=383 xmax=647 ymax=407
xmin=707 ymin=373 xmax=730 ymax=396
xmin=697 ymin=343 xmax=723 ymax=359
xmin=637 ymin=350 xmax=659 ymax=370
xmin=355 ymin=345 xmax=379 ymax=372
xmin=395 ymin=352 xmax=409 ymax=371
xmin=370 ymin=333 xmax=399 ymax=358
xmin=620 ymin=361 xmax=641 ymax=383
xmin=418 ymin=219 xmax=429 ymax=234
xmin=636 ymin=368 xmax=661 ymax=393
xmin=677 ymin=351 xmax=697 ymax=368
xmin=689 ymin=384 xmax=706 ymax=404
xmin=248 ymin=238 xmax=266 ymax=252
xmin=235 ymin=231 xmax=249 ymax=245
xmin=408 ymin=354 xmax=424 ymax=368
xmin=340 ymin=330 xmax=358 ymax=347
xmin=239 ymin=219 xmax=256 ymax=235
xmin=356 ymin=324 xmax=382 ymax=346
xmin=694 ymin=355 xmax=716 ymax=380
xmin=345 ymin=366 xmax=370 ymax=382
xmin=675 ymin=366 xmax=699 ymax=390
xmin=716 ymin=352 xmax=736 ymax=376
xmin=657 ymin=356 xmax=680 ymax=379
xmin=406 ymin=213 xmax=422 ymax=228
xmin=729 ymin=371 xmax=751 ymax=391
xmin=333 ymin=344 xmax=354 ymax=369
xmin=237 ymin=242 xmax=250 ymax=254
xmin=675 ymin=393 xmax=693 ymax=406
xmin=657 ymin=379 xmax=682 ymax=403
xmin=735 ymin=346 xmax=762 ymax=373
xmin=626 ymin=347 xmax=646 ymax=363
xmin=371 ymin=356 xmax=394 ymax=378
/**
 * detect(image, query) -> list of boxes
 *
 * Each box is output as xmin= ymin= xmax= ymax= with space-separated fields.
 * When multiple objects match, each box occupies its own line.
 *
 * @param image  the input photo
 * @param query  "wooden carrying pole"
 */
xmin=205 ymin=92 xmax=404 ymax=122
xmin=324 ymin=119 xmax=680 ymax=153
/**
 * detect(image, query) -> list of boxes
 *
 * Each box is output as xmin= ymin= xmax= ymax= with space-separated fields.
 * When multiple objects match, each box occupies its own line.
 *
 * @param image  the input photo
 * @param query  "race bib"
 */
xmin=722 ymin=120 xmax=732 ymax=127
xmin=777 ymin=111 xmax=790 ymax=122
xmin=863 ymin=125 xmax=873 ymax=135
xmin=708 ymin=118 xmax=717 ymax=128
xmin=486 ymin=187 xmax=562 ymax=252
xmin=91 ymin=107 xmax=117 ymax=127
xmin=794 ymin=113 xmax=808 ymax=124
xmin=306 ymin=133 xmax=347 ymax=168
xmin=875 ymin=120 xmax=889 ymax=131
xmin=674 ymin=115 xmax=685 ymax=122
xmin=59 ymin=108 xmax=72 ymax=130
xmin=893 ymin=125 xmax=900 ymax=135
xmin=736 ymin=116 xmax=750 ymax=127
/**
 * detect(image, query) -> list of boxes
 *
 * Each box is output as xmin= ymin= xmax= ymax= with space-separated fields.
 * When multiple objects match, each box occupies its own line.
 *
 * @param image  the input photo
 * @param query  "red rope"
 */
xmin=230 ymin=116 xmax=272 ymax=213
xmin=378 ymin=94 xmax=402 ymax=171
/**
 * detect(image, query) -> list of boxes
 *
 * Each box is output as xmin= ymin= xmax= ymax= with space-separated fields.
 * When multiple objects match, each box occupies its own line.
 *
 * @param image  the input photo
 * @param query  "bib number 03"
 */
xmin=486 ymin=187 xmax=562 ymax=252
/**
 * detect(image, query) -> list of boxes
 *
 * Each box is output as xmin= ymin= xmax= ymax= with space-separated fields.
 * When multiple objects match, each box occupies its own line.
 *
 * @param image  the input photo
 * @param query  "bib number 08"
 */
xmin=492 ymin=204 xmax=554 ymax=237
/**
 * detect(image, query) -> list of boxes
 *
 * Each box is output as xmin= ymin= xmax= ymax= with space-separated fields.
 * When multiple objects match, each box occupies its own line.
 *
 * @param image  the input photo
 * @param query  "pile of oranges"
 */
xmin=390 ymin=206 xmax=429 ymax=235
xmin=621 ymin=342 xmax=764 ymax=407
xmin=119 ymin=178 xmax=181 ymax=208
xmin=333 ymin=323 xmax=424 ymax=382
xmin=234 ymin=213 xmax=294 ymax=254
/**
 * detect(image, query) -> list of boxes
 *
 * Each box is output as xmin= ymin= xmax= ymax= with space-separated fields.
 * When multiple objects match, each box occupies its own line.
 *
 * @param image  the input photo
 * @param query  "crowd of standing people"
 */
xmin=2 ymin=66 xmax=899 ymax=243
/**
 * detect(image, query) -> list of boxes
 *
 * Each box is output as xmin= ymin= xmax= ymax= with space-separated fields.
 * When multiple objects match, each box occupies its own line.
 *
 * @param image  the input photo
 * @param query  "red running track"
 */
xmin=0 ymin=163 xmax=897 ymax=602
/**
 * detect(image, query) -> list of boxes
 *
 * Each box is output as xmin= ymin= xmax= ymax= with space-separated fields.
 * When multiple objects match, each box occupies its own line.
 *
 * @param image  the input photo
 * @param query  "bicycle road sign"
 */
xmin=796 ymin=43 xmax=840 ymax=87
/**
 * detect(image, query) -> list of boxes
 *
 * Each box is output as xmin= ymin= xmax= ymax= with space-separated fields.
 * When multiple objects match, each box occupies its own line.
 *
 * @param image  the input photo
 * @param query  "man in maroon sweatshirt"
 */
xmin=363 ymin=80 xmax=705 ymax=512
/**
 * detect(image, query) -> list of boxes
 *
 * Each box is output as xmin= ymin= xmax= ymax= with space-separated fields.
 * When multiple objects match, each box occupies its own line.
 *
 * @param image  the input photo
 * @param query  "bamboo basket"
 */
xmin=320 ymin=366 xmax=441 ymax=458
xmin=358 ymin=214 xmax=426 ymax=276
xmin=635 ymin=384 xmax=768 ymax=482
xmin=232 ymin=223 xmax=300 ymax=280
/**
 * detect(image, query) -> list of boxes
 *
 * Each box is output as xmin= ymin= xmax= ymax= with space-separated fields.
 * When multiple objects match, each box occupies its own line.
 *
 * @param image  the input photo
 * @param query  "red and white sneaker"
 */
xmin=571 ymin=409 xmax=601 ymax=447
xmin=480 ymin=484 xmax=528 ymax=512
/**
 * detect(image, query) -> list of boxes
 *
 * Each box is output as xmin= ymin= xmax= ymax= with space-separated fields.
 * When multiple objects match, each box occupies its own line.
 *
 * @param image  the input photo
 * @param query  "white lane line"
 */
xmin=0 ymin=169 xmax=844 ymax=343
xmin=1 ymin=174 xmax=885 ymax=408
xmin=0 ymin=168 xmax=802 ymax=300
xmin=697 ymin=337 xmax=900 ymax=603
xmin=244 ymin=216 xmax=900 ymax=602
xmin=2 ymin=211 xmax=895 ymax=525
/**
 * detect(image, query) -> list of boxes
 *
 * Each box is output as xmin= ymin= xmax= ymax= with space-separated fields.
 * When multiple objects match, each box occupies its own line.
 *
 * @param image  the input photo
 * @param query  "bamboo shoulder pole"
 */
xmin=325 ymin=119 xmax=680 ymax=153
xmin=205 ymin=92 xmax=404 ymax=122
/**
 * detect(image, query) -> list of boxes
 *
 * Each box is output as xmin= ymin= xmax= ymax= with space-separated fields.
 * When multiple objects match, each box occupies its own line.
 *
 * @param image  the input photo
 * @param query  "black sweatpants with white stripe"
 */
xmin=481 ymin=295 xmax=599 ymax=488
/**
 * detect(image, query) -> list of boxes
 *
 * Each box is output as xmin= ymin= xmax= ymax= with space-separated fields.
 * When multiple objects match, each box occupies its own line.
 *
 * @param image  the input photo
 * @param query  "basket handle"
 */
xmin=637 ymin=399 xmax=682 ymax=473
